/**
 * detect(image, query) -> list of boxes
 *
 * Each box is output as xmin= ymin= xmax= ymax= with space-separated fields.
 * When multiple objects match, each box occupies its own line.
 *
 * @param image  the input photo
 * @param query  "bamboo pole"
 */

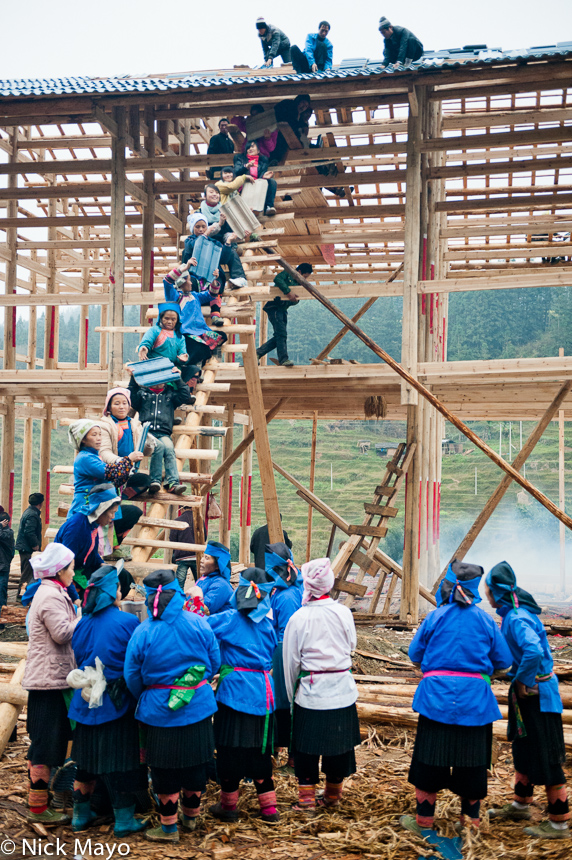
xmin=306 ymin=411 xmax=318 ymax=562
xmin=277 ymin=259 xmax=572 ymax=534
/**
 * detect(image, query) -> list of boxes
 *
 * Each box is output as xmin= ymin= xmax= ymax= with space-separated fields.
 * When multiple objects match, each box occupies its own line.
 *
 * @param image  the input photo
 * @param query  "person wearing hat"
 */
xmin=283 ymin=557 xmax=360 ymax=812
xmin=485 ymin=562 xmax=570 ymax=840
xmin=195 ymin=540 xmax=233 ymax=616
xmin=182 ymin=212 xmax=248 ymax=289
xmin=378 ymin=17 xmax=423 ymax=68
xmin=265 ymin=542 xmax=302 ymax=759
xmin=137 ymin=304 xmax=193 ymax=368
xmin=68 ymin=563 xmax=146 ymax=837
xmin=15 ymin=492 xmax=44 ymax=599
xmin=0 ymin=512 xmax=15 ymax=628
xmin=99 ymin=387 xmax=156 ymax=501
xmin=291 ymin=21 xmax=333 ymax=74
xmin=208 ymin=567 xmax=278 ymax=824
xmin=21 ymin=543 xmax=78 ymax=825
xmin=206 ymin=118 xmax=235 ymax=181
xmin=401 ymin=560 xmax=512 ymax=837
xmin=54 ymin=484 xmax=121 ymax=593
xmin=256 ymin=18 xmax=291 ymax=67
xmin=124 ymin=570 xmax=220 ymax=843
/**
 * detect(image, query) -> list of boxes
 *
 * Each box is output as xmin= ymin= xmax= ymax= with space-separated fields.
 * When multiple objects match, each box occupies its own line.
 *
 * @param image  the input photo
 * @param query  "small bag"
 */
xmin=208 ymin=494 xmax=222 ymax=519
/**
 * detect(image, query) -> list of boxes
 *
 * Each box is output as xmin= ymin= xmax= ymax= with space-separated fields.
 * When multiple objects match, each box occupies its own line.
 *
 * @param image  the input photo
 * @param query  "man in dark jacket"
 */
xmin=0 ymin=512 xmax=15 ymax=624
xmin=257 ymin=264 xmax=312 ymax=366
xmin=15 ymin=492 xmax=44 ymax=598
xmin=169 ymin=507 xmax=197 ymax=588
xmin=128 ymin=374 xmax=193 ymax=494
xmin=207 ymin=119 xmax=235 ymax=181
xmin=250 ymin=520 xmax=292 ymax=571
xmin=379 ymin=17 xmax=423 ymax=67
xmin=256 ymin=18 xmax=291 ymax=67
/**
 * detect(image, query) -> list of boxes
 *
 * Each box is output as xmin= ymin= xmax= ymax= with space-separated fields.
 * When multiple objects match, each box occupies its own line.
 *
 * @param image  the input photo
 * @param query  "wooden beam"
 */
xmin=109 ymin=107 xmax=126 ymax=386
xmin=433 ymin=379 xmax=572 ymax=593
xmin=275 ymin=258 xmax=572 ymax=534
xmin=401 ymin=99 xmax=423 ymax=405
xmin=306 ymin=411 xmax=318 ymax=563
xmin=240 ymin=333 xmax=282 ymax=544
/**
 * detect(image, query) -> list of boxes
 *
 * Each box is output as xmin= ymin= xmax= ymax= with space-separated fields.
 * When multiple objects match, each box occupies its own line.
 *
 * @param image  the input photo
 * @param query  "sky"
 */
xmin=1 ymin=0 xmax=572 ymax=81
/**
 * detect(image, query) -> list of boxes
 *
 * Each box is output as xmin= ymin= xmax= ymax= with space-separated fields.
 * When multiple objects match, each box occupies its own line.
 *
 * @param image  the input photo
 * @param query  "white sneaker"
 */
xmin=229 ymin=277 xmax=248 ymax=289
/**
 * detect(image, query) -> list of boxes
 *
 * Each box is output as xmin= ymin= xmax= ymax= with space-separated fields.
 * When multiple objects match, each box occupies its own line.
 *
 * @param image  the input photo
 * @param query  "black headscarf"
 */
xmin=437 ymin=560 xmax=484 ymax=607
xmin=232 ymin=567 xmax=274 ymax=622
xmin=143 ymin=569 xmax=179 ymax=620
xmin=486 ymin=561 xmax=541 ymax=615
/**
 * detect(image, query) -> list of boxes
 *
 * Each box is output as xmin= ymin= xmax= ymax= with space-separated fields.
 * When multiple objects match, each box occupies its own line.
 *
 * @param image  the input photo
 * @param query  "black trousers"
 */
xmin=0 ymin=566 xmax=9 ymax=609
xmin=257 ymin=305 xmax=289 ymax=363
xmin=264 ymin=178 xmax=277 ymax=210
xmin=219 ymin=244 xmax=245 ymax=279
xmin=114 ymin=503 xmax=142 ymax=543
xmin=17 ymin=551 xmax=34 ymax=595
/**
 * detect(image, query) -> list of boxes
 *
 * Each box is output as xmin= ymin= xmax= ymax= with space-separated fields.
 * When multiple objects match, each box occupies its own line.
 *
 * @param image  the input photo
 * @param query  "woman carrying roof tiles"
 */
xmin=208 ymin=567 xmax=278 ymax=824
xmin=403 ymin=560 xmax=512 ymax=836
xmin=485 ymin=562 xmax=570 ymax=840
xmin=124 ymin=569 xmax=220 ymax=843
xmin=283 ymin=558 xmax=360 ymax=812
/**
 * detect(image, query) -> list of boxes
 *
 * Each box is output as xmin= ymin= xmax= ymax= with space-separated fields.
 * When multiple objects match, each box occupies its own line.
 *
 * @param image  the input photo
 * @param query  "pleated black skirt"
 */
xmin=509 ymin=693 xmax=566 ymax=785
xmin=144 ymin=716 xmax=214 ymax=769
xmin=72 ymin=711 xmax=141 ymax=775
xmin=292 ymin=702 xmax=361 ymax=757
xmin=412 ymin=715 xmax=493 ymax=768
xmin=27 ymin=689 xmax=72 ymax=767
xmin=214 ymin=702 xmax=273 ymax=749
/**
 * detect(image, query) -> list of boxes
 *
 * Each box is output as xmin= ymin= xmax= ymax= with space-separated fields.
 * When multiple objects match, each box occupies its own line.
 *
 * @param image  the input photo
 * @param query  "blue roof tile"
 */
xmin=0 ymin=46 xmax=571 ymax=100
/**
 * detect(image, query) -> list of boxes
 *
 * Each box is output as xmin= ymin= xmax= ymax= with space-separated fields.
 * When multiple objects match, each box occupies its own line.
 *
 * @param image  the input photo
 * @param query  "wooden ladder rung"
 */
xmin=363 ymin=503 xmax=399 ymax=518
xmin=347 ymin=524 xmax=388 ymax=538
xmin=175 ymin=448 xmax=219 ymax=460
xmin=195 ymin=382 xmax=231 ymax=393
xmin=350 ymin=549 xmax=385 ymax=576
xmin=386 ymin=463 xmax=403 ymax=477
xmin=374 ymin=485 xmax=397 ymax=497
xmin=122 ymin=537 xmax=206 ymax=552
xmin=333 ymin=578 xmax=367 ymax=597
xmin=137 ymin=516 xmax=188 ymax=530
xmin=133 ymin=491 xmax=202 ymax=503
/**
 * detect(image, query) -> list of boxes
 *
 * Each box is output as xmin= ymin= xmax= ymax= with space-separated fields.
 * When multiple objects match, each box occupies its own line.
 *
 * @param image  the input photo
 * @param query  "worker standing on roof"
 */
xmin=378 ymin=17 xmax=423 ymax=68
xmin=291 ymin=22 xmax=333 ymax=74
xmin=256 ymin=18 xmax=291 ymax=67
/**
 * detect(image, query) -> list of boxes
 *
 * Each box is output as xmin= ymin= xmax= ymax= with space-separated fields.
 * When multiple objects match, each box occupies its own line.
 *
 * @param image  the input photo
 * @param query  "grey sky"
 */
xmin=1 ymin=0 xmax=572 ymax=80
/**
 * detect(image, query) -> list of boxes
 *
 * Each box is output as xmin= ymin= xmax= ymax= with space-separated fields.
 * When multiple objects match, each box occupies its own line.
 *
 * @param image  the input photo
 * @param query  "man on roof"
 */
xmin=256 ymin=18 xmax=291 ymax=67
xmin=378 ymin=17 xmax=423 ymax=68
xmin=291 ymin=22 xmax=333 ymax=74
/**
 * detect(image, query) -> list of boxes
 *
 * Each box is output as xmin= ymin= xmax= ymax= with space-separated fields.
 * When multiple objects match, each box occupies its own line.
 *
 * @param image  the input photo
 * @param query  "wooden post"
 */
xmin=4 ymin=129 xmax=18 ymax=371
xmin=219 ymin=405 xmax=234 ymax=546
xmin=560 ymin=347 xmax=566 ymax=595
xmin=400 ymin=93 xmax=424 ymax=406
xmin=276 ymin=260 xmax=572 ymax=534
xmin=141 ymin=106 xmax=155 ymax=324
xmin=109 ymin=106 xmax=126 ymax=385
xmin=239 ymin=417 xmax=253 ymax=565
xmin=0 ymin=660 xmax=26 ymax=757
xmin=39 ymin=402 xmax=52 ymax=545
xmin=78 ymin=226 xmax=90 ymax=370
xmin=240 ymin=332 xmax=282 ymax=543
xmin=258 ymin=308 xmax=268 ymax=366
xmin=44 ymin=195 xmax=57 ymax=371
xmin=0 ymin=398 xmax=15 ymax=517
xmin=20 ymin=415 xmax=33 ymax=516
xmin=401 ymin=404 xmax=420 ymax=622
xmin=306 ymin=411 xmax=318 ymax=562
xmin=434 ymin=379 xmax=572 ymax=592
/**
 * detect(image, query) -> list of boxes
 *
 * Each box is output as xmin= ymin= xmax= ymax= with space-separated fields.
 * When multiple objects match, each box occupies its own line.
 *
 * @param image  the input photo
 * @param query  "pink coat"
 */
xmin=22 ymin=580 xmax=78 ymax=690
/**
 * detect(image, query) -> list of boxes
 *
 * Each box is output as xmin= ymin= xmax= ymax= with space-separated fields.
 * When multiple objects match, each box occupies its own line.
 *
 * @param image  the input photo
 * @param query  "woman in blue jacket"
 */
xmin=68 ymin=564 xmax=145 ymax=837
xmin=208 ymin=567 xmax=278 ymax=824
xmin=124 ymin=570 xmax=220 ymax=844
xmin=195 ymin=540 xmax=233 ymax=615
xmin=265 ymin=542 xmax=302 ymax=757
xmin=403 ymin=561 xmax=512 ymax=836
xmin=485 ymin=561 xmax=570 ymax=840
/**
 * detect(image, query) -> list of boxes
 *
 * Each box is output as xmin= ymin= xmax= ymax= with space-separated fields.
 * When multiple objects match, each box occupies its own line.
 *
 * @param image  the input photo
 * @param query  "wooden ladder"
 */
xmin=331 ymin=442 xmax=416 ymax=616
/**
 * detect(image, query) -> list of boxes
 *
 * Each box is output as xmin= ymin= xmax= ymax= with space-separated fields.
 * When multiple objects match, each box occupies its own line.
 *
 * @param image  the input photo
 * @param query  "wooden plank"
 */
xmin=333 ymin=578 xmax=368 ymax=597
xmin=122 ymin=537 xmax=206 ymax=552
xmin=347 ymin=525 xmax=389 ymax=538
xmin=363 ymin=503 xmax=399 ymax=518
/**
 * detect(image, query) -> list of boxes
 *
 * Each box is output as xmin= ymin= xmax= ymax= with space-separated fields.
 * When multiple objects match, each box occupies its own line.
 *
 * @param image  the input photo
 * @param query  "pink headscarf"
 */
xmin=102 ymin=388 xmax=131 ymax=416
xmin=301 ymin=557 xmax=335 ymax=605
xmin=31 ymin=543 xmax=74 ymax=580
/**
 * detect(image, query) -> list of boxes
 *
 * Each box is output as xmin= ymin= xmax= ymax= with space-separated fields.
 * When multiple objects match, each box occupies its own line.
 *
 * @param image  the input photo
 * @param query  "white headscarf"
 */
xmin=31 ymin=543 xmax=74 ymax=580
xmin=68 ymin=419 xmax=100 ymax=451
xmin=187 ymin=212 xmax=208 ymax=233
xmin=301 ymin=557 xmax=335 ymax=605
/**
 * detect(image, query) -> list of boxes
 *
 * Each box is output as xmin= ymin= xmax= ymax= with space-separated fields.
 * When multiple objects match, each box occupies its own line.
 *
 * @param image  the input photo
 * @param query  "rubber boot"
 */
xmin=113 ymin=804 xmax=147 ymax=837
xmin=72 ymin=799 xmax=98 ymax=833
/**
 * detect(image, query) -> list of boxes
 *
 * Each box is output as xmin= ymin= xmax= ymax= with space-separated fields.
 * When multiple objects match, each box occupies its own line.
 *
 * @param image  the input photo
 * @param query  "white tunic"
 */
xmin=282 ymin=597 xmax=357 ymax=710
